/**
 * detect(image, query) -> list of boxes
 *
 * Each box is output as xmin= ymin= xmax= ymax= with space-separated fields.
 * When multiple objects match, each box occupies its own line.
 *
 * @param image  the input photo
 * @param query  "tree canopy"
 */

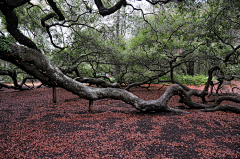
xmin=0 ymin=0 xmax=240 ymax=113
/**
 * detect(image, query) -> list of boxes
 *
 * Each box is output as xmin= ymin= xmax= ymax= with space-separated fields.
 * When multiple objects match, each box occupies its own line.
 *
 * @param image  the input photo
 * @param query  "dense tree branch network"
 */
xmin=0 ymin=70 xmax=36 ymax=90
xmin=94 ymin=0 xmax=127 ymax=16
xmin=0 ymin=0 xmax=240 ymax=114
xmin=1 ymin=45 xmax=240 ymax=113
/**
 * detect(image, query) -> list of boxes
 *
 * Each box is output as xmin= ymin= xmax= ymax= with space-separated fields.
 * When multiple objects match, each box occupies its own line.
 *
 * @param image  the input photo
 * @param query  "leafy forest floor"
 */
xmin=0 ymin=83 xmax=240 ymax=158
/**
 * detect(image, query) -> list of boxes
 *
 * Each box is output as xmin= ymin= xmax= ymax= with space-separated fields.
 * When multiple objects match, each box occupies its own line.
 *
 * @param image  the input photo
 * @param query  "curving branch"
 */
xmin=125 ymin=78 xmax=154 ymax=91
xmin=1 ymin=44 xmax=240 ymax=113
xmin=41 ymin=13 xmax=67 ymax=50
xmin=0 ymin=4 xmax=40 ymax=51
xmin=0 ymin=70 xmax=19 ymax=88
xmin=0 ymin=44 xmax=189 ymax=113
xmin=60 ymin=66 xmax=81 ymax=77
xmin=45 ymin=25 xmax=67 ymax=50
xmin=0 ymin=70 xmax=37 ymax=90
xmin=224 ymin=44 xmax=240 ymax=64
xmin=145 ymin=0 xmax=179 ymax=5
xmin=38 ymin=0 xmax=68 ymax=50
xmin=94 ymin=0 xmax=127 ymax=16
xmin=46 ymin=0 xmax=65 ymax=21
xmin=41 ymin=13 xmax=57 ymax=27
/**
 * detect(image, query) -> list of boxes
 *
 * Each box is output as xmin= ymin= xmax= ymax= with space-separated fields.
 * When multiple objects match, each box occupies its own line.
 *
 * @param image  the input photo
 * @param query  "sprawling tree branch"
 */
xmin=224 ymin=44 xmax=240 ymax=64
xmin=0 ymin=3 xmax=39 ymax=51
xmin=1 ymin=44 xmax=240 ymax=113
xmin=146 ymin=0 xmax=182 ymax=5
xmin=0 ymin=0 xmax=239 ymax=115
xmin=40 ymin=0 xmax=66 ymax=50
xmin=199 ymin=105 xmax=240 ymax=114
xmin=0 ymin=44 xmax=190 ymax=113
xmin=94 ymin=0 xmax=127 ymax=16
xmin=0 ymin=70 xmax=18 ymax=87
xmin=0 ymin=70 xmax=36 ymax=90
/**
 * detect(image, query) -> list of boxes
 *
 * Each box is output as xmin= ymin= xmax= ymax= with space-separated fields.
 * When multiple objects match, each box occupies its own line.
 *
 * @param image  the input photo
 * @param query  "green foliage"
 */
xmin=1 ymin=0 xmax=239 ymax=88
xmin=222 ymin=64 xmax=240 ymax=77
xmin=0 ymin=36 xmax=11 ymax=52
xmin=0 ymin=75 xmax=11 ymax=83
xmin=0 ymin=72 xmax=29 ymax=83
xmin=124 ymin=73 xmax=146 ymax=83
xmin=158 ymin=74 xmax=214 ymax=86
xmin=175 ymin=74 xmax=212 ymax=86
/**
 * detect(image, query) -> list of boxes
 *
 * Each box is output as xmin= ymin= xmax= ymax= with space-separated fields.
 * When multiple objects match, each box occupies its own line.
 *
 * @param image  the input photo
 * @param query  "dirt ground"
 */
xmin=0 ymin=84 xmax=240 ymax=158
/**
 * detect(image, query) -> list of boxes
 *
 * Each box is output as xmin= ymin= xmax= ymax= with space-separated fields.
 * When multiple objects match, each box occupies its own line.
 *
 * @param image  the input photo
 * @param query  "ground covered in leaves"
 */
xmin=0 ymin=84 xmax=240 ymax=158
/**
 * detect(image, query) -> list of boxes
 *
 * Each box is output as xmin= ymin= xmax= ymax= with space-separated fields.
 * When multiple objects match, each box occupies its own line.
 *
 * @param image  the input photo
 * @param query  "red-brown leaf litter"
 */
xmin=0 ymin=84 xmax=240 ymax=158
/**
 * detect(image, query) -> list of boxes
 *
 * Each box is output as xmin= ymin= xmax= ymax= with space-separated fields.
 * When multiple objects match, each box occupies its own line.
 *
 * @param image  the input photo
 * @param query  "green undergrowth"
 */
xmin=159 ymin=74 xmax=214 ymax=86
xmin=175 ymin=74 xmax=211 ymax=86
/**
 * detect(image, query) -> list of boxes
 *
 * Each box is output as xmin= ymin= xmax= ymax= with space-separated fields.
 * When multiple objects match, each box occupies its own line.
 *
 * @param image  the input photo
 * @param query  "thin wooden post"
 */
xmin=89 ymin=100 xmax=93 ymax=111
xmin=53 ymin=86 xmax=57 ymax=103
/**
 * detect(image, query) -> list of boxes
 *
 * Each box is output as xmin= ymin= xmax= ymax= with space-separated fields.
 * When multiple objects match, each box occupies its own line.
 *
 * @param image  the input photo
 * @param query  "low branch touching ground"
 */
xmin=199 ymin=105 xmax=240 ymax=114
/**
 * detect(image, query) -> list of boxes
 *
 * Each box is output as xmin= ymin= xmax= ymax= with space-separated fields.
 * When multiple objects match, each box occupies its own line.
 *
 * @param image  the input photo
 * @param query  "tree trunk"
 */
xmin=53 ymin=86 xmax=57 ymax=103
xmin=186 ymin=61 xmax=194 ymax=76
xmin=89 ymin=100 xmax=93 ymax=111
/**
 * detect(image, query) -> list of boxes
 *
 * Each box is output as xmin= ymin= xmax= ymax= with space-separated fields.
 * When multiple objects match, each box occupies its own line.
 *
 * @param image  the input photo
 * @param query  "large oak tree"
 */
xmin=0 ymin=0 xmax=240 ymax=113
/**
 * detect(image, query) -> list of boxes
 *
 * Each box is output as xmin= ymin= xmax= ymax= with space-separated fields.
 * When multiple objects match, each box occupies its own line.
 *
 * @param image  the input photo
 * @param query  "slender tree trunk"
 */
xmin=89 ymin=100 xmax=93 ymax=111
xmin=53 ymin=86 xmax=57 ymax=103
xmin=186 ymin=61 xmax=194 ymax=76
xmin=170 ymin=61 xmax=174 ymax=83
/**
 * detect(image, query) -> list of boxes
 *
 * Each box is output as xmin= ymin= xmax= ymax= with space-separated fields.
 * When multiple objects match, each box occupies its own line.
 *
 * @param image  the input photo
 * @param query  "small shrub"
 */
xmin=158 ymin=74 xmax=214 ymax=86
xmin=175 ymin=74 xmax=211 ymax=85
